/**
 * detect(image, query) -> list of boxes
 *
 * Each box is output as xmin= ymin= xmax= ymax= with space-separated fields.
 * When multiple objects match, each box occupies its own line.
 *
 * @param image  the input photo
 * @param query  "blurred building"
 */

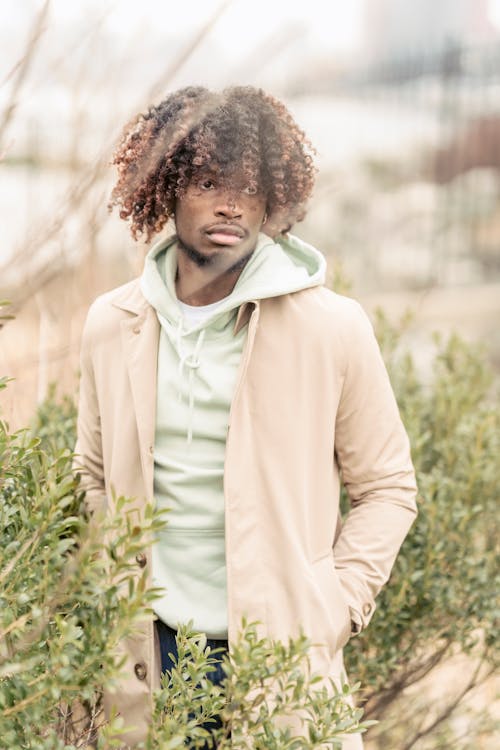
xmin=363 ymin=0 xmax=497 ymax=64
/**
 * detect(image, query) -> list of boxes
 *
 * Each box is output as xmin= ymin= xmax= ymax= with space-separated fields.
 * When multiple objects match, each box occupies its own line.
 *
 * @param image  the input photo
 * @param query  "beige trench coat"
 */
xmin=75 ymin=276 xmax=417 ymax=748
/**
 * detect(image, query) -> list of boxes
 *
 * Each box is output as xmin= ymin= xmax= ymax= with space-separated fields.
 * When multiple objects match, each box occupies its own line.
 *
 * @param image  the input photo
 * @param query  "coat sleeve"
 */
xmin=73 ymin=306 xmax=107 ymax=516
xmin=333 ymin=300 xmax=417 ymax=633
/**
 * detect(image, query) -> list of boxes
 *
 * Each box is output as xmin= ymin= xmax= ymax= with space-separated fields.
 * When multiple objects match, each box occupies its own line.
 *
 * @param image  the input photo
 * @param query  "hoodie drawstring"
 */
xmin=161 ymin=314 xmax=207 ymax=445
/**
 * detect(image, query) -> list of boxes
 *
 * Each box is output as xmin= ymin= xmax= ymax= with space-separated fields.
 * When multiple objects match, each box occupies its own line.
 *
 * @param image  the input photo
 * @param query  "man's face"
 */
xmin=174 ymin=171 xmax=267 ymax=268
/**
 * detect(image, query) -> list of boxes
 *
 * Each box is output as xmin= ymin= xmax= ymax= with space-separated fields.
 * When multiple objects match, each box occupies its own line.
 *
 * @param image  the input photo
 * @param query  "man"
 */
xmin=75 ymin=85 xmax=417 ymax=748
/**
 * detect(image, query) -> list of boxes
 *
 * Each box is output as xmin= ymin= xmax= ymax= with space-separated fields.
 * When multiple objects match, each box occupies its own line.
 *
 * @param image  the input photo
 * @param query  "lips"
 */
xmin=205 ymin=223 xmax=246 ymax=246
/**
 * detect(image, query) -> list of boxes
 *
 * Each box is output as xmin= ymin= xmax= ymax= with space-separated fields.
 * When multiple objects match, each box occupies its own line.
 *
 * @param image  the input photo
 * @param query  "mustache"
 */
xmin=203 ymin=222 xmax=246 ymax=237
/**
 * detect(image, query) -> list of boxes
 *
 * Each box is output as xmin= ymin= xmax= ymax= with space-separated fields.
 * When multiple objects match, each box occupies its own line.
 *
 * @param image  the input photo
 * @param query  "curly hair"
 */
xmin=109 ymin=86 xmax=316 ymax=240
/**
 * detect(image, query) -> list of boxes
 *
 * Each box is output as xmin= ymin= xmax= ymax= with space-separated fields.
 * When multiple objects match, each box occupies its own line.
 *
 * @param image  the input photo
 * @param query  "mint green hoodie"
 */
xmin=140 ymin=232 xmax=325 ymax=638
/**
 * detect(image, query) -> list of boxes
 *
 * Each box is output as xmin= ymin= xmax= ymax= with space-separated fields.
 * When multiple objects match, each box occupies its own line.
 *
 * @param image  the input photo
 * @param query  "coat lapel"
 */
xmin=120 ymin=303 xmax=159 ymax=500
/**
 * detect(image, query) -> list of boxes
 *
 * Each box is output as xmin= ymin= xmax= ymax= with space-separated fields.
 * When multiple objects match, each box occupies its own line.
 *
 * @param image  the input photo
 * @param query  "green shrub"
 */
xmin=1 ymin=386 xmax=368 ymax=748
xmin=30 ymin=383 xmax=77 ymax=455
xmin=148 ymin=623 xmax=371 ymax=750
xmin=4 ymin=306 xmax=498 ymax=748
xmin=344 ymin=312 xmax=500 ymax=749
xmin=0 ymin=403 xmax=162 ymax=749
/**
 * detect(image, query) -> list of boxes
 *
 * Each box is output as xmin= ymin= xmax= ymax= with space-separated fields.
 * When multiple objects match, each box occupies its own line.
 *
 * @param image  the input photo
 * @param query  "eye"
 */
xmin=199 ymin=178 xmax=215 ymax=191
xmin=242 ymin=184 xmax=258 ymax=195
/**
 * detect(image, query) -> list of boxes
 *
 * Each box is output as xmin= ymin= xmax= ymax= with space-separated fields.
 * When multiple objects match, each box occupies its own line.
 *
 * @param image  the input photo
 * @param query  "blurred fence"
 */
xmin=316 ymin=39 xmax=500 ymax=290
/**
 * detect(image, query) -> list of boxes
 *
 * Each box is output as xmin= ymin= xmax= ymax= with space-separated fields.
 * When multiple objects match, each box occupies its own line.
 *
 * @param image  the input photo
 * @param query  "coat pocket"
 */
xmin=311 ymin=552 xmax=352 ymax=654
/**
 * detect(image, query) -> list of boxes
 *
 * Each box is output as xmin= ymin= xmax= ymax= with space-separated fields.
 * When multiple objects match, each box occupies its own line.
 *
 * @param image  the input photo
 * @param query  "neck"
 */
xmin=175 ymin=247 xmax=253 ymax=306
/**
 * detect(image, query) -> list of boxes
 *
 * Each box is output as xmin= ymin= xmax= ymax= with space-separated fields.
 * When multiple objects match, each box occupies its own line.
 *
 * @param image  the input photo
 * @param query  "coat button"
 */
xmin=135 ymin=552 xmax=147 ymax=568
xmin=362 ymin=602 xmax=372 ymax=617
xmin=134 ymin=662 xmax=147 ymax=680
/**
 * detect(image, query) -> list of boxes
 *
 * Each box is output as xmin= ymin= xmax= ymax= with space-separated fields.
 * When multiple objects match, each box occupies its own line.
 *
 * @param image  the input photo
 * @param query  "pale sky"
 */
xmin=108 ymin=0 xmax=366 ymax=54
xmin=490 ymin=0 xmax=500 ymax=26
xmin=22 ymin=0 xmax=500 ymax=40
xmin=6 ymin=0 xmax=500 ymax=89
xmin=18 ymin=0 xmax=367 ymax=58
xmin=8 ymin=0 xmax=500 ymax=59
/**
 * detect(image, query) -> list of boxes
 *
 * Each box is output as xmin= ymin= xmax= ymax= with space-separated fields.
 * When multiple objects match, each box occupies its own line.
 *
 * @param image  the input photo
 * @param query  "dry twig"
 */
xmin=0 ymin=0 xmax=50 ymax=150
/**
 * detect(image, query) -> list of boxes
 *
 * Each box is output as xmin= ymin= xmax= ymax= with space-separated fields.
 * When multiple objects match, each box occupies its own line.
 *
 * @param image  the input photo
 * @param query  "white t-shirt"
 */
xmin=178 ymin=296 xmax=231 ymax=328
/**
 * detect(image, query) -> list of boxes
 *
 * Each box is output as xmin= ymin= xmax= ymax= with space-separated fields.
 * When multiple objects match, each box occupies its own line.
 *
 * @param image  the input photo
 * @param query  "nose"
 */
xmin=214 ymin=191 xmax=242 ymax=220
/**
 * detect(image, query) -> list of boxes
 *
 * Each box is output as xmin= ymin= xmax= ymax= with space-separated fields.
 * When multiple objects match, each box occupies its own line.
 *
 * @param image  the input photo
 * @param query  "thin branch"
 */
xmin=1 ymin=685 xmax=52 ymax=717
xmin=1 ymin=340 xmax=76 ymax=371
xmin=0 ymin=528 xmax=41 ymax=587
xmin=1 ymin=1 xmax=234 ymax=308
xmin=0 ymin=0 xmax=50 ymax=147
xmin=147 ymin=0 xmax=233 ymax=103
xmin=1 ymin=162 xmax=108 ymax=285
xmin=401 ymin=657 xmax=494 ymax=750
xmin=38 ymin=1 xmax=116 ymax=88
xmin=364 ymin=640 xmax=452 ymax=718
xmin=229 ymin=21 xmax=304 ymax=82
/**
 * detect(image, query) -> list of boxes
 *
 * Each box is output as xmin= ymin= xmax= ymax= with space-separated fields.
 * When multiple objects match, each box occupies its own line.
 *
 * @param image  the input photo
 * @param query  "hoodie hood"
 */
xmin=140 ymin=231 xmax=326 ymax=332
xmin=140 ymin=232 xmax=325 ymax=443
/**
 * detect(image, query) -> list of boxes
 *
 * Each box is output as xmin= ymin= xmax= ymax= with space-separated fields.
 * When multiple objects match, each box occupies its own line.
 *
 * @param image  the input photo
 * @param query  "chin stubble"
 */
xmin=177 ymin=239 xmax=211 ymax=267
xmin=177 ymin=237 xmax=256 ymax=272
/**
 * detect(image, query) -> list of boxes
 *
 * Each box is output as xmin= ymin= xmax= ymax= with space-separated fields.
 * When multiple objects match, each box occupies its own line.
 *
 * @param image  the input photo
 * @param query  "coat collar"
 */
xmin=111 ymin=276 xmax=260 ymax=331
xmin=111 ymin=278 xmax=150 ymax=317
xmin=234 ymin=300 xmax=258 ymax=335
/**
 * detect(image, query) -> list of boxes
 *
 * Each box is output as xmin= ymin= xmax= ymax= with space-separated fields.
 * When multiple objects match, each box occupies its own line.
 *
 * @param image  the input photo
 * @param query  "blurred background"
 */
xmin=1 ymin=2 xmax=499 ymax=747
xmin=1 ymin=0 xmax=500 ymax=427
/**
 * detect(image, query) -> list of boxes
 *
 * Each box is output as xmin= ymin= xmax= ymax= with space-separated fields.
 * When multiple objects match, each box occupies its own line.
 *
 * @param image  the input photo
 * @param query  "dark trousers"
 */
xmin=156 ymin=619 xmax=228 ymax=684
xmin=155 ymin=619 xmax=229 ymax=746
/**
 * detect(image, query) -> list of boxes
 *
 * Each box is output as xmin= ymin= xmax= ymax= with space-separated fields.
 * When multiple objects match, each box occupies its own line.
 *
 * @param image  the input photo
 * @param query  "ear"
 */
xmin=260 ymin=210 xmax=283 ymax=239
